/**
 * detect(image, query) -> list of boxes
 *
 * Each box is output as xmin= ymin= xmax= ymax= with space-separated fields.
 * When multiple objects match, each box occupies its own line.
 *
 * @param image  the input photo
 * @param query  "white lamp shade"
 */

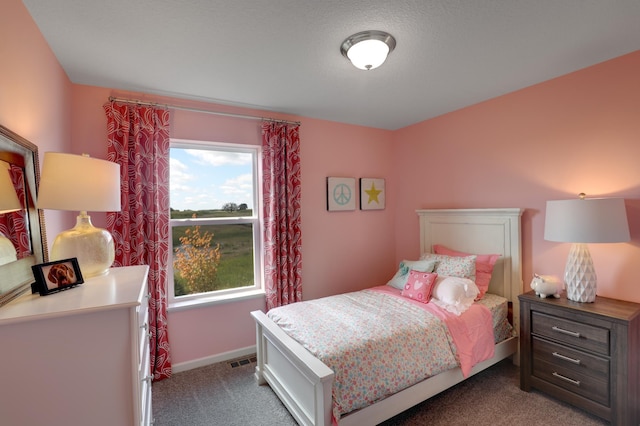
xmin=38 ymin=152 xmax=121 ymax=212
xmin=347 ymin=39 xmax=390 ymax=70
xmin=544 ymin=197 xmax=630 ymax=243
xmin=0 ymin=163 xmax=22 ymax=213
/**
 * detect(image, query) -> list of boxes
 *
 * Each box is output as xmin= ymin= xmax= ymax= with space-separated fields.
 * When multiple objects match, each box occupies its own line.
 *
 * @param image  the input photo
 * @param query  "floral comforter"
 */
xmin=267 ymin=287 xmax=495 ymax=421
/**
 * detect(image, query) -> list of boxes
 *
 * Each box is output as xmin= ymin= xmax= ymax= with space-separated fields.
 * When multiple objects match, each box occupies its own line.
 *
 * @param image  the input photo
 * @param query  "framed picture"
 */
xmin=326 ymin=177 xmax=356 ymax=211
xmin=360 ymin=178 xmax=385 ymax=210
xmin=31 ymin=258 xmax=84 ymax=296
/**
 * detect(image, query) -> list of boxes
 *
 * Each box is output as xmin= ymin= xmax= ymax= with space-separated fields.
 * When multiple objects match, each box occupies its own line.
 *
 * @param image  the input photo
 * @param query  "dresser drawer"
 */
xmin=531 ymin=311 xmax=609 ymax=355
xmin=138 ymin=285 xmax=150 ymax=327
xmin=138 ymin=308 xmax=150 ymax=364
xmin=139 ymin=341 xmax=152 ymax=426
xmin=137 ymin=284 xmax=150 ymax=363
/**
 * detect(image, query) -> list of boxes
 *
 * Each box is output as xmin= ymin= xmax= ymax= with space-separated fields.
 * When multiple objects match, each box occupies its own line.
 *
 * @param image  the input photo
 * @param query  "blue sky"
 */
xmin=170 ymin=147 xmax=254 ymax=211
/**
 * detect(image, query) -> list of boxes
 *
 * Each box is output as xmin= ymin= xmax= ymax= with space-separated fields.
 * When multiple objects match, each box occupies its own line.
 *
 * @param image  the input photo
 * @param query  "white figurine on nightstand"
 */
xmin=530 ymin=274 xmax=563 ymax=298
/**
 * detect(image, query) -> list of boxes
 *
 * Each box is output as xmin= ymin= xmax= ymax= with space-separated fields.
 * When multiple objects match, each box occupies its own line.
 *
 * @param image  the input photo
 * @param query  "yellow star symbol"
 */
xmin=365 ymin=182 xmax=382 ymax=204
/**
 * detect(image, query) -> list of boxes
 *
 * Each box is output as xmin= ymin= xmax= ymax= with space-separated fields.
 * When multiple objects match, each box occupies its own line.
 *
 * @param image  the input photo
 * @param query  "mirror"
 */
xmin=0 ymin=125 xmax=47 ymax=307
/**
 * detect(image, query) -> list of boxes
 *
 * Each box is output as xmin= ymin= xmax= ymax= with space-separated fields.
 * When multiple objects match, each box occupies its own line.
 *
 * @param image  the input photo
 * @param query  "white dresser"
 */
xmin=0 ymin=265 xmax=152 ymax=426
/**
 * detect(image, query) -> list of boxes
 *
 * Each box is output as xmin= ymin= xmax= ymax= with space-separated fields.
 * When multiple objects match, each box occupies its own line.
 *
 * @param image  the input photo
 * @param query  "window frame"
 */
xmin=168 ymin=139 xmax=264 ymax=309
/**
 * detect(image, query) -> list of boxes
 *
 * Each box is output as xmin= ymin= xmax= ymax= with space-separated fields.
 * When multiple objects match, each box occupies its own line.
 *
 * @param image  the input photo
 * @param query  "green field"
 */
xmin=171 ymin=209 xmax=254 ymax=295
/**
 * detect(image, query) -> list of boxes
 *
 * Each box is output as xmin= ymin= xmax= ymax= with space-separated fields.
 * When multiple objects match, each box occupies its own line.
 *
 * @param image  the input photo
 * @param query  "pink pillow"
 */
xmin=401 ymin=270 xmax=438 ymax=303
xmin=433 ymin=244 xmax=499 ymax=300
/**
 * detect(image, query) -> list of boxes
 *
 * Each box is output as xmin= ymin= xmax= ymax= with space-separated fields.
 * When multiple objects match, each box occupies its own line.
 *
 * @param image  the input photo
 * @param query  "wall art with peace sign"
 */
xmin=326 ymin=177 xmax=356 ymax=211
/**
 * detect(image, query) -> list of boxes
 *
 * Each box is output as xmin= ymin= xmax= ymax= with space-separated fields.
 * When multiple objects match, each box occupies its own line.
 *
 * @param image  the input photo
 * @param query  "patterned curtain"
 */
xmin=261 ymin=122 xmax=302 ymax=310
xmin=104 ymin=101 xmax=172 ymax=381
xmin=0 ymin=165 xmax=30 ymax=259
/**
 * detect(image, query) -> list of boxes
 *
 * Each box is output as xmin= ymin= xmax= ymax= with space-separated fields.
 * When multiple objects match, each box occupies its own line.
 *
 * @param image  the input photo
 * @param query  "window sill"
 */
xmin=168 ymin=289 xmax=265 ymax=312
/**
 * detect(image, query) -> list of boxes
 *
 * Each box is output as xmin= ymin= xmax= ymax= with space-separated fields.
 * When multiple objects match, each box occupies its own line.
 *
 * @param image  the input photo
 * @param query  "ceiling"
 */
xmin=21 ymin=0 xmax=640 ymax=130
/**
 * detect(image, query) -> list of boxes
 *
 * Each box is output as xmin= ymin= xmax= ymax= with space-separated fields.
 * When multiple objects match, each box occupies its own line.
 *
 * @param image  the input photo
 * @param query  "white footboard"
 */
xmin=251 ymin=310 xmax=334 ymax=426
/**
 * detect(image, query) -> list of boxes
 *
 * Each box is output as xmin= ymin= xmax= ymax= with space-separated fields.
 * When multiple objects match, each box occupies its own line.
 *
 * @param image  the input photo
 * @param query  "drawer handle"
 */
xmin=552 ymin=372 xmax=580 ymax=386
xmin=552 ymin=351 xmax=581 ymax=365
xmin=551 ymin=326 xmax=581 ymax=338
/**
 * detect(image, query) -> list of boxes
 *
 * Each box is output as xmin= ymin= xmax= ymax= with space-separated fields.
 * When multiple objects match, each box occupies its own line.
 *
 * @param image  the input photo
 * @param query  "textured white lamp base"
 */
xmin=564 ymin=243 xmax=597 ymax=303
xmin=50 ymin=213 xmax=115 ymax=278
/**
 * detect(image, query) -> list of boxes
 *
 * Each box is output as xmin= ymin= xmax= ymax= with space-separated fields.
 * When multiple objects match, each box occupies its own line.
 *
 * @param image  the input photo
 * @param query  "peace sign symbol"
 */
xmin=333 ymin=183 xmax=352 ymax=205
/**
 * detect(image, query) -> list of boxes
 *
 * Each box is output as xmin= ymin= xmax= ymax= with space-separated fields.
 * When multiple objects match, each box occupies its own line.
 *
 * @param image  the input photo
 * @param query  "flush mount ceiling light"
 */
xmin=340 ymin=30 xmax=396 ymax=70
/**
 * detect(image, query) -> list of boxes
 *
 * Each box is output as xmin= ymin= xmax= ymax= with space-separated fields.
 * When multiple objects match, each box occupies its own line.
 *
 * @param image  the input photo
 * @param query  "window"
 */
xmin=168 ymin=139 xmax=262 ymax=306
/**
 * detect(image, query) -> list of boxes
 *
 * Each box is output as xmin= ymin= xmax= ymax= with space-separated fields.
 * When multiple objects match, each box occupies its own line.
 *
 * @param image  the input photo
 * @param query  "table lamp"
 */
xmin=37 ymin=153 xmax=121 ymax=278
xmin=544 ymin=193 xmax=630 ymax=302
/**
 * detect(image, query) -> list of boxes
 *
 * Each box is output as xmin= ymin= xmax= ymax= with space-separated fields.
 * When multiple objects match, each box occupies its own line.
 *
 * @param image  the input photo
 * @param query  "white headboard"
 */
xmin=417 ymin=208 xmax=524 ymax=336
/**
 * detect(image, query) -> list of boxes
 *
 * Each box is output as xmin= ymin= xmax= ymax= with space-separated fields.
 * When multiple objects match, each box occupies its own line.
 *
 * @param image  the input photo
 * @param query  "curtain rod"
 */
xmin=108 ymin=96 xmax=301 ymax=126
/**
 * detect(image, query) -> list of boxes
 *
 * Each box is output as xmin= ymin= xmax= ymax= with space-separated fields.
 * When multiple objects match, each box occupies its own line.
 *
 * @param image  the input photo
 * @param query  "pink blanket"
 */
xmin=372 ymin=286 xmax=495 ymax=377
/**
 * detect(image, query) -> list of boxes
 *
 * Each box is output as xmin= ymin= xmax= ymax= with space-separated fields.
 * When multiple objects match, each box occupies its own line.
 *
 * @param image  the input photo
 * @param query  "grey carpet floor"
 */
xmin=152 ymin=357 xmax=609 ymax=426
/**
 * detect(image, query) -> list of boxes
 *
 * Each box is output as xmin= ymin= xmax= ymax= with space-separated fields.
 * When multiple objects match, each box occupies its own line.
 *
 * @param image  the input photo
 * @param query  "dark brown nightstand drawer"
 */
xmin=532 ymin=356 xmax=610 ymax=406
xmin=532 ymin=337 xmax=609 ymax=381
xmin=531 ymin=311 xmax=609 ymax=355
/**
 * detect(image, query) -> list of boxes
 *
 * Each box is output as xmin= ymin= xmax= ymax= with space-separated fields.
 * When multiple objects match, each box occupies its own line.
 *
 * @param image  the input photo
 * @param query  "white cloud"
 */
xmin=186 ymin=149 xmax=252 ymax=166
xmin=219 ymin=174 xmax=253 ymax=205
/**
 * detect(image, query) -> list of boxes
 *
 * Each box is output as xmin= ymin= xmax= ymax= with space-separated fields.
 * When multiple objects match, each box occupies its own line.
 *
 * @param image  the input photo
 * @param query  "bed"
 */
xmin=251 ymin=208 xmax=523 ymax=425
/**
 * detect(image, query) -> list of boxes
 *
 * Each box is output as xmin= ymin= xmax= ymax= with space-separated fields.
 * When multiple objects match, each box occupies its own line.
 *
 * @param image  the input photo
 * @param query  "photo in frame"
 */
xmin=31 ymin=258 xmax=84 ymax=296
xmin=326 ymin=177 xmax=356 ymax=211
xmin=360 ymin=178 xmax=385 ymax=210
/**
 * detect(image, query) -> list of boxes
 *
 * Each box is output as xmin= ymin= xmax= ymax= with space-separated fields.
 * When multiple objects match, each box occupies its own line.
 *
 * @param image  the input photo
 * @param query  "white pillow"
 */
xmin=431 ymin=276 xmax=479 ymax=315
xmin=387 ymin=259 xmax=438 ymax=290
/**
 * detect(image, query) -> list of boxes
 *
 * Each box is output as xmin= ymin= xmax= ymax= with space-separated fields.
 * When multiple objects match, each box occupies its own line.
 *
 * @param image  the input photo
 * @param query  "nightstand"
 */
xmin=519 ymin=291 xmax=640 ymax=424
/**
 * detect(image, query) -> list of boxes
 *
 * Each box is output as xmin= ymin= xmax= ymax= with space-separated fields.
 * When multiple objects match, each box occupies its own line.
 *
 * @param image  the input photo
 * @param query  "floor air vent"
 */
xmin=228 ymin=355 xmax=257 ymax=368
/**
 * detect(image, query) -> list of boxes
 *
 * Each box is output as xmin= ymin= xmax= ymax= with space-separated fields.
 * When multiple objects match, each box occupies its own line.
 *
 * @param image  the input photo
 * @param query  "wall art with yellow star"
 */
xmin=360 ymin=178 xmax=385 ymax=210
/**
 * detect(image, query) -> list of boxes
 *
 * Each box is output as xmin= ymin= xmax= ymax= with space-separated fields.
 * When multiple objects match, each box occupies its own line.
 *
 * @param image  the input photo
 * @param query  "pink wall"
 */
xmin=393 ymin=50 xmax=640 ymax=303
xmin=5 ymin=0 xmax=640 ymax=367
xmin=0 ymin=0 xmax=74 ymax=250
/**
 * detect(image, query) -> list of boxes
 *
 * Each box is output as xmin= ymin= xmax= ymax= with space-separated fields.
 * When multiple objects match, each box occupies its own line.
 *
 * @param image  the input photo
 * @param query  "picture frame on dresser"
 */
xmin=31 ymin=258 xmax=84 ymax=296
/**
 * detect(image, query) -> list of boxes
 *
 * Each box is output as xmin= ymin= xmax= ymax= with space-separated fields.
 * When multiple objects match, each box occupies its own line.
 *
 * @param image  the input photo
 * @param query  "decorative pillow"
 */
xmin=431 ymin=276 xmax=480 ymax=315
xmin=420 ymin=253 xmax=476 ymax=282
xmin=401 ymin=270 xmax=438 ymax=303
xmin=387 ymin=259 xmax=438 ymax=290
xmin=433 ymin=245 xmax=500 ymax=300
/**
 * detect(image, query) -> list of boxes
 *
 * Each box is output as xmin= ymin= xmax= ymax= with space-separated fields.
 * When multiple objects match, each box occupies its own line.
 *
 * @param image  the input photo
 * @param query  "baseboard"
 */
xmin=171 ymin=345 xmax=257 ymax=374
